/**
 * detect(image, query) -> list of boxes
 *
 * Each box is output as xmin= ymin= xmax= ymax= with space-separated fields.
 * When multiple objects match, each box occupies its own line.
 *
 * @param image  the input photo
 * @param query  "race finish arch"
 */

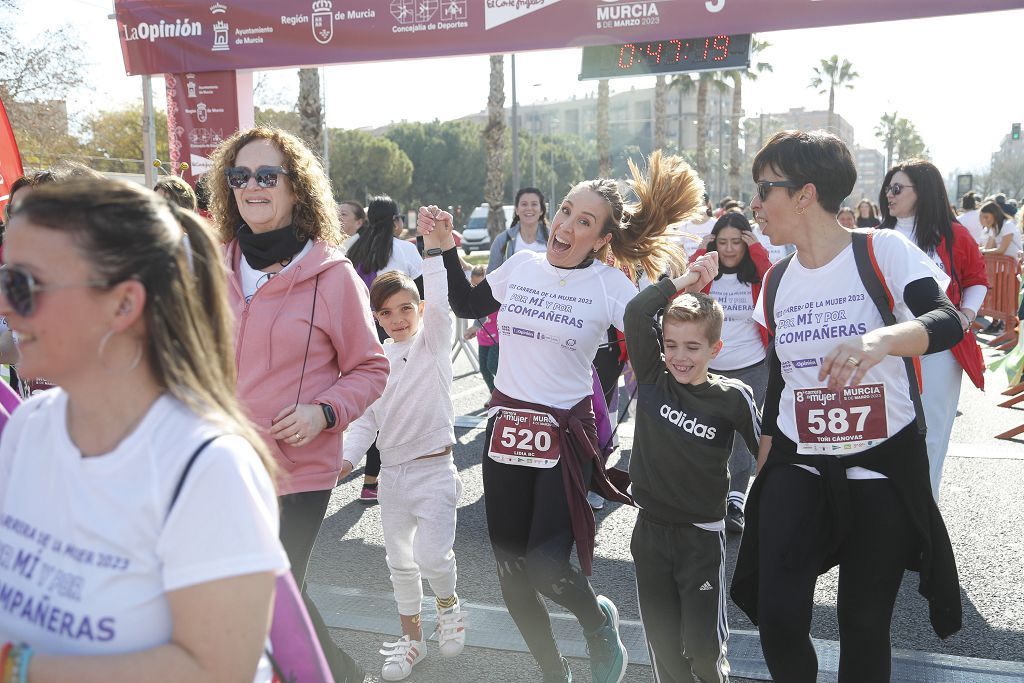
xmin=113 ymin=0 xmax=1023 ymax=185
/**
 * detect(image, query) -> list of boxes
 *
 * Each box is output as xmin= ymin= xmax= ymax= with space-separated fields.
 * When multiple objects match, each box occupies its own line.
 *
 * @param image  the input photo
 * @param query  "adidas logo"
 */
xmin=699 ymin=581 xmax=714 ymax=591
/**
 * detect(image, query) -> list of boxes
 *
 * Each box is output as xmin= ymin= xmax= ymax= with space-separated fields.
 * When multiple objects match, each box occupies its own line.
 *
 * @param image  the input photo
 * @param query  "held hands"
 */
xmin=673 ymin=251 xmax=719 ymax=293
xmin=818 ymin=329 xmax=892 ymax=390
xmin=417 ymin=205 xmax=456 ymax=252
xmin=463 ymin=326 xmax=479 ymax=340
xmin=271 ymin=403 xmax=328 ymax=447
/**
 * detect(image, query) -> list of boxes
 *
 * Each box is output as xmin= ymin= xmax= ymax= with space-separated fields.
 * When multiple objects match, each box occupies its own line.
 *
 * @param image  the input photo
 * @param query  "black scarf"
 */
xmin=236 ymin=224 xmax=308 ymax=270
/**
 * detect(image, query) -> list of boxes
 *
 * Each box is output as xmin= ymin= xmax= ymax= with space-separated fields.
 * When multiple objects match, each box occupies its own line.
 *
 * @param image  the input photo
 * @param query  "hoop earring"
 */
xmin=97 ymin=330 xmax=144 ymax=373
xmin=795 ymin=207 xmax=806 ymax=216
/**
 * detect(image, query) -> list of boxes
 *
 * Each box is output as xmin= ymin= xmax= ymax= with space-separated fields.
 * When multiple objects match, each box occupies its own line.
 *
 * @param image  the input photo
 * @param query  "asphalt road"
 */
xmin=308 ymin=333 xmax=1024 ymax=682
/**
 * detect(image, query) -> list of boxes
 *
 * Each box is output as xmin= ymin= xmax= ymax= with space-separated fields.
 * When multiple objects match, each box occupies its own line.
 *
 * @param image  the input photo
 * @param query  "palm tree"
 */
xmin=875 ymin=111 xmax=898 ymax=170
xmin=696 ymin=73 xmax=731 ymax=196
xmin=653 ymin=75 xmax=667 ymax=151
xmin=669 ymin=74 xmax=696 ymax=156
xmin=809 ymin=55 xmax=858 ymax=132
xmin=484 ymin=55 xmax=507 ymax=238
xmin=726 ymin=38 xmax=773 ymax=198
xmin=597 ymin=79 xmax=610 ymax=176
xmin=296 ymin=68 xmax=322 ymax=152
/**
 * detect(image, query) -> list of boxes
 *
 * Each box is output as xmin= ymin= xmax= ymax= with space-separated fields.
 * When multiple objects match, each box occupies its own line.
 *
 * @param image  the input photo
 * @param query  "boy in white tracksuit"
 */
xmin=341 ymin=255 xmax=465 ymax=681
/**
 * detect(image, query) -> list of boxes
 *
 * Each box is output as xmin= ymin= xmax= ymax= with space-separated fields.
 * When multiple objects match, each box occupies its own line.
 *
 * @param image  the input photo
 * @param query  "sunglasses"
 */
xmin=224 ymin=165 xmax=290 ymax=189
xmin=884 ymin=183 xmax=914 ymax=196
xmin=756 ymin=180 xmax=802 ymax=202
xmin=0 ymin=266 xmax=108 ymax=318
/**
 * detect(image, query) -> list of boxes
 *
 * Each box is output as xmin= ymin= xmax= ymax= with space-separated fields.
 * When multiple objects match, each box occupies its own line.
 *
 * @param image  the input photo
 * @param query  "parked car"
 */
xmin=461 ymin=204 xmax=514 ymax=255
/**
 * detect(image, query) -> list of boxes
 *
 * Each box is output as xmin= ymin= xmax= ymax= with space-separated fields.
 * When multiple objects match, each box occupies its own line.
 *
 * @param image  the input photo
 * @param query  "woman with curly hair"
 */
xmin=418 ymin=151 xmax=712 ymax=683
xmin=209 ymin=126 xmax=389 ymax=682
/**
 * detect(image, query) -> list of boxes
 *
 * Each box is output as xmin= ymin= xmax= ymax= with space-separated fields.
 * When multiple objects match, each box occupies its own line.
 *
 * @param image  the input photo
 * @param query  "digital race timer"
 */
xmin=579 ymin=34 xmax=752 ymax=80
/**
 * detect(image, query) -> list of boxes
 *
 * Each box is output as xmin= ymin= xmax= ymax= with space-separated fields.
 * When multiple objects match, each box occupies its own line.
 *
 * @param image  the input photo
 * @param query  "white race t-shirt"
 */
xmin=990 ymin=219 xmax=1022 ymax=259
xmin=956 ymin=210 xmax=984 ymax=246
xmin=673 ymin=216 xmax=716 ymax=256
xmin=709 ymin=273 xmax=766 ymax=372
xmin=753 ymin=226 xmax=795 ymax=263
xmin=487 ymin=250 xmax=638 ymax=409
xmin=754 ymin=230 xmax=949 ymax=473
xmin=341 ymin=234 xmax=423 ymax=281
xmin=514 ymin=232 xmax=548 ymax=255
xmin=0 ymin=390 xmax=287 ymax=663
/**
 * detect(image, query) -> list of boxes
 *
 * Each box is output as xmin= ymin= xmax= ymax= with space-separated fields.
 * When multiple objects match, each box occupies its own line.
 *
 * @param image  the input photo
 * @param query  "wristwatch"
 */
xmin=425 ymin=247 xmax=444 ymax=257
xmin=318 ymin=402 xmax=337 ymax=429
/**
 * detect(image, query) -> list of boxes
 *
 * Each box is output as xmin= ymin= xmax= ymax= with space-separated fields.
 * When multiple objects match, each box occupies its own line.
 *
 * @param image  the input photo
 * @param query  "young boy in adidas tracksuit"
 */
xmin=624 ymin=276 xmax=761 ymax=683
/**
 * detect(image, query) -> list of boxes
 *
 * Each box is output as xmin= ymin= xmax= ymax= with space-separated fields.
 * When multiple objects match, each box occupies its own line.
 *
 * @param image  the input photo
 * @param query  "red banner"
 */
xmin=165 ymin=70 xmax=240 ymax=185
xmin=114 ymin=0 xmax=1023 ymax=76
xmin=0 ymin=97 xmax=24 ymax=217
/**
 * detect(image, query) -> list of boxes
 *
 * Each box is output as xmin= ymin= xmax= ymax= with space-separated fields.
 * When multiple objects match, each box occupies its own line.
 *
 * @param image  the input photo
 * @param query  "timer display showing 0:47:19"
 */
xmin=579 ymin=34 xmax=751 ymax=80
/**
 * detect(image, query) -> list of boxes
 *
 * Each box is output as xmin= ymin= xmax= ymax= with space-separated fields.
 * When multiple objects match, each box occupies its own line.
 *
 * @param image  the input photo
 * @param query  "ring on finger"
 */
xmin=845 ymin=357 xmax=860 ymax=367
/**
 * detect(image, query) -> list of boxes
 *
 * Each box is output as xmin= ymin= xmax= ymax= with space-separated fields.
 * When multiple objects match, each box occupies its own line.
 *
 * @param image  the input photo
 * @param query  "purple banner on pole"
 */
xmin=114 ymin=0 xmax=1024 ymax=76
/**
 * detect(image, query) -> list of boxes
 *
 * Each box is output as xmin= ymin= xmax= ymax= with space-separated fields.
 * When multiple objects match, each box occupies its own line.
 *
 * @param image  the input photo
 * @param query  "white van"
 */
xmin=461 ymin=204 xmax=514 ymax=254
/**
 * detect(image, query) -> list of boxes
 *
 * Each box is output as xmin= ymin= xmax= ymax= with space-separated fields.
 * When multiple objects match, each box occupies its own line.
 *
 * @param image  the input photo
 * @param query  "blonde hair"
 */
xmin=572 ymin=150 xmax=705 ymax=278
xmin=663 ymin=292 xmax=724 ymax=344
xmin=14 ymin=179 xmax=276 ymax=482
xmin=208 ymin=126 xmax=341 ymax=245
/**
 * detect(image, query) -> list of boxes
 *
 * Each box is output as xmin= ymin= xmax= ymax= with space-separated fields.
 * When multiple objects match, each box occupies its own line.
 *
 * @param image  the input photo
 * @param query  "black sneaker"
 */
xmin=542 ymin=656 xmax=573 ymax=683
xmin=982 ymin=320 xmax=1005 ymax=334
xmin=725 ymin=502 xmax=745 ymax=534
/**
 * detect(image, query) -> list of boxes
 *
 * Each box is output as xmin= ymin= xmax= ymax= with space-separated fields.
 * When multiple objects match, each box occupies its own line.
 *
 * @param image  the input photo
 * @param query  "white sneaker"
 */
xmin=435 ymin=599 xmax=468 ymax=658
xmin=379 ymin=635 xmax=425 ymax=681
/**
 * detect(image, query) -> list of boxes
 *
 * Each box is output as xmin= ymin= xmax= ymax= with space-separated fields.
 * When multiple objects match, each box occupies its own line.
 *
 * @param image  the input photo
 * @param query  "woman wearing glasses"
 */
xmin=209 ymin=126 xmax=388 ymax=683
xmin=732 ymin=131 xmax=963 ymax=683
xmin=878 ymin=159 xmax=988 ymax=499
xmin=0 ymin=179 xmax=287 ymax=681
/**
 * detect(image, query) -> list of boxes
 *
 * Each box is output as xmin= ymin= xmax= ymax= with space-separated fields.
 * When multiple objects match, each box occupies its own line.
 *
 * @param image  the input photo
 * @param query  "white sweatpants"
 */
xmin=920 ymin=349 xmax=962 ymax=501
xmin=378 ymin=455 xmax=463 ymax=616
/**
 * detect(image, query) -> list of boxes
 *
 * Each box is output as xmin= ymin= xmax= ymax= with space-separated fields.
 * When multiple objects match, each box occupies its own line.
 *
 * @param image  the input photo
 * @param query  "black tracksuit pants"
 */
xmin=482 ymin=417 xmax=605 ymax=672
xmin=632 ymin=513 xmax=729 ymax=683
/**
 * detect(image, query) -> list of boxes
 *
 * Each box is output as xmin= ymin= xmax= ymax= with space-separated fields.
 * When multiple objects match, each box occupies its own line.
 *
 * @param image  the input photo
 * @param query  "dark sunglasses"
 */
xmin=756 ymin=180 xmax=802 ymax=202
xmin=224 ymin=165 xmax=290 ymax=189
xmin=883 ymin=183 xmax=914 ymax=196
xmin=0 ymin=266 xmax=108 ymax=318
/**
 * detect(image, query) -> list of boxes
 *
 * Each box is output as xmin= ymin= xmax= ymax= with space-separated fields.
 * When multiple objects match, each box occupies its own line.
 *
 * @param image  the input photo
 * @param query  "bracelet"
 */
xmin=0 ymin=643 xmax=12 ymax=683
xmin=16 ymin=644 xmax=31 ymax=683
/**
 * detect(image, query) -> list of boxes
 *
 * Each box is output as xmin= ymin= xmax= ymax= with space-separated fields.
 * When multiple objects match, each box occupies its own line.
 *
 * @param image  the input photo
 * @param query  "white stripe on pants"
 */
xmin=378 ymin=455 xmax=463 ymax=615
xmin=919 ymin=349 xmax=962 ymax=501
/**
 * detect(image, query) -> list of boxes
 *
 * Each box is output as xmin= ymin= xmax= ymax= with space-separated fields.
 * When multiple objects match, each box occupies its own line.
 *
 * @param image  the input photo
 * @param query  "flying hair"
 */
xmin=579 ymin=150 xmax=705 ymax=278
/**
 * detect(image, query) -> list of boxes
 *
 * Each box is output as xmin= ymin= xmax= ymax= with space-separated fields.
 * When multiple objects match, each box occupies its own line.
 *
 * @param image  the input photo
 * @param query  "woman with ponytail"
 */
xmin=0 ymin=178 xmax=287 ymax=681
xmin=418 ymin=151 xmax=715 ymax=683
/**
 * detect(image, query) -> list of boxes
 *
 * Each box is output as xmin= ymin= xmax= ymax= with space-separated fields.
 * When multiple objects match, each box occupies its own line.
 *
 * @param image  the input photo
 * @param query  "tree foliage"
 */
xmin=327 ymin=128 xmax=412 ymax=205
xmin=81 ymin=104 xmax=169 ymax=173
xmin=296 ymin=68 xmax=322 ymax=152
xmin=810 ymin=55 xmax=858 ymax=132
xmin=385 ymin=120 xmax=487 ymax=223
xmin=875 ymin=113 xmax=928 ymax=168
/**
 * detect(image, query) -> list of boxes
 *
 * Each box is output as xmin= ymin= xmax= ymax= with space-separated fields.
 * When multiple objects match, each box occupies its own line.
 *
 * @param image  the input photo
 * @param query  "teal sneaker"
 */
xmin=542 ymin=656 xmax=573 ymax=683
xmin=585 ymin=595 xmax=628 ymax=683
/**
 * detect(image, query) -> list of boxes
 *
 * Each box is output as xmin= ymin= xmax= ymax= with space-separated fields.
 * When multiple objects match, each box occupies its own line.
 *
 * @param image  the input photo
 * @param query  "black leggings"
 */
xmin=756 ymin=465 xmax=915 ymax=683
xmin=482 ymin=419 xmax=605 ymax=671
xmin=279 ymin=490 xmax=365 ymax=683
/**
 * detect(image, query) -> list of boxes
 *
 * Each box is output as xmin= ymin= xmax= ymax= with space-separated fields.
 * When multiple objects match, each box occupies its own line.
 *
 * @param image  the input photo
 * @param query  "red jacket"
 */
xmin=934 ymin=222 xmax=989 ymax=389
xmin=692 ymin=242 xmax=773 ymax=348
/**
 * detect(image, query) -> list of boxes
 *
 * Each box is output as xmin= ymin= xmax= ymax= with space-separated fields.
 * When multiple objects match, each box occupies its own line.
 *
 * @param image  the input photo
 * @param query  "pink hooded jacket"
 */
xmin=227 ymin=239 xmax=389 ymax=495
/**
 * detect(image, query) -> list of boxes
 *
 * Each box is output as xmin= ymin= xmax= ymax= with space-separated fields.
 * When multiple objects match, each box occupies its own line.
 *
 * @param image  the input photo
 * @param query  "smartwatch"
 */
xmin=318 ymin=402 xmax=337 ymax=429
xmin=425 ymin=247 xmax=444 ymax=257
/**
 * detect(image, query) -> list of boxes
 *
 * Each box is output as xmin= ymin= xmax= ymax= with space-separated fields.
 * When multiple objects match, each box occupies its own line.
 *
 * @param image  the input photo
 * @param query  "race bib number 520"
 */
xmin=488 ymin=407 xmax=561 ymax=468
xmin=793 ymin=383 xmax=888 ymax=454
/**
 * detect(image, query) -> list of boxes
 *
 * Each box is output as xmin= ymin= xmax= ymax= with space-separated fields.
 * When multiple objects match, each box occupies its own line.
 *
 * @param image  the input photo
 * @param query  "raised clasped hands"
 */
xmin=417 ymin=205 xmax=456 ymax=251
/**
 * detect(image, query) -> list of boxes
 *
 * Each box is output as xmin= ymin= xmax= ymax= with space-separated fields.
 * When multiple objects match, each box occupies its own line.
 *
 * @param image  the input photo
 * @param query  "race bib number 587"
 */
xmin=488 ymin=407 xmax=561 ymax=468
xmin=794 ymin=383 xmax=888 ymax=454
